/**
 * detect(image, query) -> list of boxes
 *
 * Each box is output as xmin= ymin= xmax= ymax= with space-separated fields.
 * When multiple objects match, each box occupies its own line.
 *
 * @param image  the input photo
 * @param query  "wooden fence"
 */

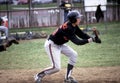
xmin=0 ymin=5 xmax=120 ymax=28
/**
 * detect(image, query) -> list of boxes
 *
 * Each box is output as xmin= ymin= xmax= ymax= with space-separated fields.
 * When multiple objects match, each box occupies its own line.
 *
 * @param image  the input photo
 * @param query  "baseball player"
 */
xmin=34 ymin=10 xmax=101 ymax=83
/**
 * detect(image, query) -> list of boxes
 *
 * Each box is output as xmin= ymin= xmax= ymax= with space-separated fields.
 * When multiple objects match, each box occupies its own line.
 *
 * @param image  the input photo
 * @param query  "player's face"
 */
xmin=75 ymin=18 xmax=81 ymax=25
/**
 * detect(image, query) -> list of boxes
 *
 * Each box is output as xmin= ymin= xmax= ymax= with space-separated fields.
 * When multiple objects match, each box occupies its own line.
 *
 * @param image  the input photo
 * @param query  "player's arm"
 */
xmin=63 ymin=27 xmax=92 ymax=45
xmin=75 ymin=27 xmax=91 ymax=39
xmin=75 ymin=27 xmax=101 ymax=44
xmin=69 ymin=35 xmax=91 ymax=45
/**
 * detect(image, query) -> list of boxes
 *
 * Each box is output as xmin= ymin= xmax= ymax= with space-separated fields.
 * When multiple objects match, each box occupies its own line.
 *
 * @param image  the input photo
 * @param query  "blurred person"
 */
xmin=59 ymin=0 xmax=72 ymax=22
xmin=95 ymin=4 xmax=104 ymax=22
xmin=2 ymin=16 xmax=8 ymax=28
xmin=0 ymin=17 xmax=8 ymax=39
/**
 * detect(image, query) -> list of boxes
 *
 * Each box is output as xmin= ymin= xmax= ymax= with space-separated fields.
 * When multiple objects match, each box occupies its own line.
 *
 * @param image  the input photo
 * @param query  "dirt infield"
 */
xmin=0 ymin=66 xmax=120 ymax=83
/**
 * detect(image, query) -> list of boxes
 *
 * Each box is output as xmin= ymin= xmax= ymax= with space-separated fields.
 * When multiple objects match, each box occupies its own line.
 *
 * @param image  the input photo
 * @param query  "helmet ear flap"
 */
xmin=69 ymin=17 xmax=77 ymax=23
xmin=72 ymin=18 xmax=77 ymax=23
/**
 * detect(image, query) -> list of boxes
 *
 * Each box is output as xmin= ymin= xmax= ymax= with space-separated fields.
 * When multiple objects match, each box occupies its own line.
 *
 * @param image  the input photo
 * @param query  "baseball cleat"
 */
xmin=64 ymin=77 xmax=78 ymax=83
xmin=34 ymin=74 xmax=42 ymax=83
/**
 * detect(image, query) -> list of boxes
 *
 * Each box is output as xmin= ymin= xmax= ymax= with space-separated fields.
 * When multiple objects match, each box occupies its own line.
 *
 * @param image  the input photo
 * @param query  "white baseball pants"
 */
xmin=43 ymin=39 xmax=78 ymax=75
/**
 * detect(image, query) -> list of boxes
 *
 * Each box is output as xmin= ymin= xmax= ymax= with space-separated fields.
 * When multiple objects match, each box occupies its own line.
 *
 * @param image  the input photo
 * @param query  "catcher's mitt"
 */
xmin=92 ymin=28 xmax=101 ymax=43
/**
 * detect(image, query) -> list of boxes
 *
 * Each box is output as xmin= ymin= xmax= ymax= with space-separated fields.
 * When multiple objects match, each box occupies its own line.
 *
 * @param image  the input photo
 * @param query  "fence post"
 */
xmin=28 ymin=0 xmax=32 ymax=28
xmin=6 ymin=0 xmax=10 ymax=35
xmin=57 ymin=0 xmax=61 ymax=26
xmin=83 ymin=1 xmax=88 ymax=29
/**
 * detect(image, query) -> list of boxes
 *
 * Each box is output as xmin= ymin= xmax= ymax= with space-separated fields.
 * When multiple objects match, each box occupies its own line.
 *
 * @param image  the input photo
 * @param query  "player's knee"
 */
xmin=74 ymin=51 xmax=78 ymax=57
xmin=73 ymin=51 xmax=78 ymax=60
xmin=69 ymin=51 xmax=78 ymax=65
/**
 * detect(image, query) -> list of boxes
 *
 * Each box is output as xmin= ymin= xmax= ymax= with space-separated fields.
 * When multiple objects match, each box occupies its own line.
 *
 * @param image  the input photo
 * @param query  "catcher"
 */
xmin=34 ymin=10 xmax=101 ymax=83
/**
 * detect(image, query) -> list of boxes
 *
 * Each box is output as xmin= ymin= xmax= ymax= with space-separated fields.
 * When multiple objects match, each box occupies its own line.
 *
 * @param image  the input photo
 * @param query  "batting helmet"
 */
xmin=67 ymin=10 xmax=82 ymax=23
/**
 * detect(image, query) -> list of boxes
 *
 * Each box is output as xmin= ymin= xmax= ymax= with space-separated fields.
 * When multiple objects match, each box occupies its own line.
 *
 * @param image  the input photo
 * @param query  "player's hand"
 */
xmin=92 ymin=27 xmax=102 ymax=44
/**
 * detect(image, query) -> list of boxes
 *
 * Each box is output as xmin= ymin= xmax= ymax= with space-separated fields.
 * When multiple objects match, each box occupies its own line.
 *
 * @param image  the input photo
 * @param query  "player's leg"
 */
xmin=35 ymin=40 xmax=61 ymax=83
xmin=44 ymin=40 xmax=61 ymax=74
xmin=6 ymin=38 xmax=19 ymax=47
xmin=61 ymin=44 xmax=78 ymax=83
xmin=0 ymin=38 xmax=19 ymax=52
xmin=0 ymin=44 xmax=6 ymax=52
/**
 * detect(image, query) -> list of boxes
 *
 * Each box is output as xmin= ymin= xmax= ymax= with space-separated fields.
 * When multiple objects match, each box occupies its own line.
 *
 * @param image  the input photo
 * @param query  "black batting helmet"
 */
xmin=67 ymin=10 xmax=82 ymax=23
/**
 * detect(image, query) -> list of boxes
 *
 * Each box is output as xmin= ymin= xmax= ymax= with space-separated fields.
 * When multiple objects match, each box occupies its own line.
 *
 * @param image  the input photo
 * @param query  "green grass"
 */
xmin=0 ymin=22 xmax=120 ymax=69
xmin=9 ymin=27 xmax=56 ymax=35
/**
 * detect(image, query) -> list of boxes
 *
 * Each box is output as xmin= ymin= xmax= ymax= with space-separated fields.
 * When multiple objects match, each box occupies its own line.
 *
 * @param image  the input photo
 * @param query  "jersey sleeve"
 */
xmin=69 ymin=35 xmax=89 ymax=45
xmin=63 ymin=28 xmax=89 ymax=45
xmin=75 ymin=27 xmax=91 ymax=39
xmin=60 ymin=23 xmax=90 ymax=45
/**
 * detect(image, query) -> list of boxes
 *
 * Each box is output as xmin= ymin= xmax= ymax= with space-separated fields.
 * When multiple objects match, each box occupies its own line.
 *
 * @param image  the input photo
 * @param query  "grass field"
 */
xmin=0 ymin=22 xmax=120 ymax=70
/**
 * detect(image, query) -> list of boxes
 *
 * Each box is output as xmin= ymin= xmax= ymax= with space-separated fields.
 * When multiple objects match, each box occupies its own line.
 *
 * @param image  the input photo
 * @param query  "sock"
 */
xmin=66 ymin=64 xmax=74 ymax=79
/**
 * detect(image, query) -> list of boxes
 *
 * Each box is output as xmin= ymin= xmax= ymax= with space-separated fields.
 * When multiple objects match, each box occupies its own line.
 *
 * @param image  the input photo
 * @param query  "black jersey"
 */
xmin=49 ymin=22 xmax=91 ymax=45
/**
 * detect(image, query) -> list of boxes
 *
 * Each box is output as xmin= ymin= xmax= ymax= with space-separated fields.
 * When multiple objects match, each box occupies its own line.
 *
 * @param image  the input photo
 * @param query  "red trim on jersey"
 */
xmin=60 ymin=22 xmax=68 ymax=30
xmin=52 ymin=28 xmax=58 ymax=36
